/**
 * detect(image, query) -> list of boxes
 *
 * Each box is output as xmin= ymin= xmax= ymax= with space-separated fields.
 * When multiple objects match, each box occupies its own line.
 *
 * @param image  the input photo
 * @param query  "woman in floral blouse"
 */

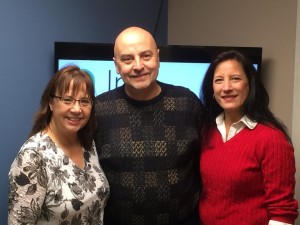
xmin=8 ymin=65 xmax=110 ymax=224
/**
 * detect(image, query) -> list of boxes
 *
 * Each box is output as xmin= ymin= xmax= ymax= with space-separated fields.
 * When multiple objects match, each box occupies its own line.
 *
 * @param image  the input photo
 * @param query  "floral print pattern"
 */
xmin=8 ymin=132 xmax=110 ymax=225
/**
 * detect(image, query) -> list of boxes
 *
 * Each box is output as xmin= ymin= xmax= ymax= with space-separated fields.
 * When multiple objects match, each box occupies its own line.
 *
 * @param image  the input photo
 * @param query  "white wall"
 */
xmin=168 ymin=0 xmax=299 ymax=223
xmin=168 ymin=0 xmax=296 ymax=130
xmin=292 ymin=0 xmax=300 ymax=223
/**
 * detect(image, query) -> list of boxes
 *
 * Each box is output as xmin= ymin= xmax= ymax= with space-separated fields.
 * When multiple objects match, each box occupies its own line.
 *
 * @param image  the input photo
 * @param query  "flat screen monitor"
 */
xmin=54 ymin=42 xmax=262 ymax=97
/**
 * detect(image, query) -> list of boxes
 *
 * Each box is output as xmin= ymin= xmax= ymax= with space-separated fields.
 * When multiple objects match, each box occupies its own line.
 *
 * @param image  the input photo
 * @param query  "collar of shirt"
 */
xmin=216 ymin=113 xmax=257 ymax=142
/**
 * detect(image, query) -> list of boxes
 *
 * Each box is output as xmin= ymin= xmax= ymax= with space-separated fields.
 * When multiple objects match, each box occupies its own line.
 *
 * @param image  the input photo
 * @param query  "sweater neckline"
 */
xmin=120 ymin=81 xmax=166 ymax=107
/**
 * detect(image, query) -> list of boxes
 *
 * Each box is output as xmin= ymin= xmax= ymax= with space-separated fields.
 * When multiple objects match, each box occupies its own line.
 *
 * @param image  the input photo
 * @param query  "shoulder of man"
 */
xmin=159 ymin=81 xmax=200 ymax=100
xmin=95 ymin=86 xmax=123 ymax=102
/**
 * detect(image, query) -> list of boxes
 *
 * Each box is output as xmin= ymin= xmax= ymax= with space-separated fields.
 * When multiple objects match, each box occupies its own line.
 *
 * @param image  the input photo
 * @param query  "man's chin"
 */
xmin=130 ymin=81 xmax=153 ymax=90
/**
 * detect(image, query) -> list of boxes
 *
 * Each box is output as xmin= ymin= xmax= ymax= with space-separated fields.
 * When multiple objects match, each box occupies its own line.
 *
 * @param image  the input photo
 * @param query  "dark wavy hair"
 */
xmin=29 ymin=65 xmax=96 ymax=150
xmin=200 ymin=50 xmax=291 ymax=142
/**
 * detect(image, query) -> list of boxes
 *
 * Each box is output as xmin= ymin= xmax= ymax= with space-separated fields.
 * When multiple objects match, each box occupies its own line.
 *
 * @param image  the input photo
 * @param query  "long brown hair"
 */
xmin=29 ymin=65 xmax=96 ymax=150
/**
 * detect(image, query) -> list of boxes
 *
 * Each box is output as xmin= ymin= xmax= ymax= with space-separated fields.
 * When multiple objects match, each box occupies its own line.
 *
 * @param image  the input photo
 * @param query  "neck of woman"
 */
xmin=223 ymin=111 xmax=244 ymax=126
xmin=45 ymin=124 xmax=81 ymax=151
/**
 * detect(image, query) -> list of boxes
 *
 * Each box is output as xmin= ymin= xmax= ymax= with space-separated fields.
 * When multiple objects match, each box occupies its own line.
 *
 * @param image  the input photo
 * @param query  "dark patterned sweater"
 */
xmin=95 ymin=82 xmax=203 ymax=225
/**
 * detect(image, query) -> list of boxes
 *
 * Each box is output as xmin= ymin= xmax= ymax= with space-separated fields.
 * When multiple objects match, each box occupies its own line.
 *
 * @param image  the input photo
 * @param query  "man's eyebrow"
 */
xmin=119 ymin=50 xmax=154 ymax=58
xmin=120 ymin=54 xmax=133 ymax=58
xmin=141 ymin=50 xmax=153 ymax=54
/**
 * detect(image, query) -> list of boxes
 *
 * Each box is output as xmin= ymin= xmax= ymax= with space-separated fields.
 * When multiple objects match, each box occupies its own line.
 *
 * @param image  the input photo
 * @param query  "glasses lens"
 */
xmin=55 ymin=96 xmax=92 ymax=107
xmin=61 ymin=97 xmax=74 ymax=105
xmin=80 ymin=99 xmax=91 ymax=107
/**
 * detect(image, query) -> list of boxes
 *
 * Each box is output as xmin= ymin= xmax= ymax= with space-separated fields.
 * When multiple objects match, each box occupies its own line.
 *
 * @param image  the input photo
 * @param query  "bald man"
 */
xmin=95 ymin=27 xmax=203 ymax=225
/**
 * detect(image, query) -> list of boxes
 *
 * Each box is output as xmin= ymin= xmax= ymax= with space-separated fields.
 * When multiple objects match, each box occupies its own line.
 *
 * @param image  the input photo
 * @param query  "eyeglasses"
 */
xmin=51 ymin=95 xmax=93 ymax=107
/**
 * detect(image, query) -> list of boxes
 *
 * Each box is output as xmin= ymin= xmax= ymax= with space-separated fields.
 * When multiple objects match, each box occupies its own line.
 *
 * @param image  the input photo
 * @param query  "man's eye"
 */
xmin=121 ymin=57 xmax=132 ymax=63
xmin=142 ymin=54 xmax=151 ymax=60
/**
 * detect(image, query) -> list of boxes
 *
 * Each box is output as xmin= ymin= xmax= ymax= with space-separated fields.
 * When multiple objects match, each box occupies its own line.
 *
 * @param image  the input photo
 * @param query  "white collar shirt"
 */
xmin=216 ymin=113 xmax=257 ymax=142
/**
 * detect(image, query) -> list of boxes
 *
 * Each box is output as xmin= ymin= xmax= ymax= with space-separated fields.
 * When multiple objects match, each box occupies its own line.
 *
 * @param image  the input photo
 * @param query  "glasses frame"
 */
xmin=51 ymin=95 xmax=93 ymax=107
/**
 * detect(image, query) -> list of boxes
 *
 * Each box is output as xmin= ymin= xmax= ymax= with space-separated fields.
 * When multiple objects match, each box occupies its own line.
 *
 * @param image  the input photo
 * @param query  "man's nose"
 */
xmin=133 ymin=57 xmax=144 ymax=70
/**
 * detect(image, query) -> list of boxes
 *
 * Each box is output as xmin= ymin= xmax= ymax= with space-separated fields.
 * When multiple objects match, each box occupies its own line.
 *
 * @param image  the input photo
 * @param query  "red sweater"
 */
xmin=199 ymin=124 xmax=298 ymax=225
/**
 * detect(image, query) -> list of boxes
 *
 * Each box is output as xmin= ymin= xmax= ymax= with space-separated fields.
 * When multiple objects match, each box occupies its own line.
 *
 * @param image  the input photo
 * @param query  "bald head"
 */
xmin=114 ymin=27 xmax=158 ymax=58
xmin=112 ymin=26 xmax=161 ymax=101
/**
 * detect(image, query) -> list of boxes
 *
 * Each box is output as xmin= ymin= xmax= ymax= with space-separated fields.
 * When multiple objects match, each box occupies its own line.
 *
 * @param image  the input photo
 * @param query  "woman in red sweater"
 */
xmin=199 ymin=50 xmax=298 ymax=225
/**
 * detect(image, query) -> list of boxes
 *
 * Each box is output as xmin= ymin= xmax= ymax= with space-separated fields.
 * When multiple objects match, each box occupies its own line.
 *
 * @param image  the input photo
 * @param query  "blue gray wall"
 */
xmin=0 ymin=1 xmax=167 ymax=223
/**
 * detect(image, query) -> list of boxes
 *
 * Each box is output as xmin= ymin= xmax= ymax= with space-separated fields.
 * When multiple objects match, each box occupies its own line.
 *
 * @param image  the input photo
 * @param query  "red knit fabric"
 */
xmin=199 ymin=124 xmax=298 ymax=225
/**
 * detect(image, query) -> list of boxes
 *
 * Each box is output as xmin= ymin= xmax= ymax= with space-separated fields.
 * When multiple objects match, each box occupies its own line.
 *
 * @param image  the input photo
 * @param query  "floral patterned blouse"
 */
xmin=8 ymin=132 xmax=110 ymax=225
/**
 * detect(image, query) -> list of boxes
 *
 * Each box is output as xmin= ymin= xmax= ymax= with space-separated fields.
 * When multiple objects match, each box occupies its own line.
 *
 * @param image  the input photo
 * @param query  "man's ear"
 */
xmin=113 ymin=57 xmax=120 ymax=74
xmin=157 ymin=49 xmax=160 ymax=68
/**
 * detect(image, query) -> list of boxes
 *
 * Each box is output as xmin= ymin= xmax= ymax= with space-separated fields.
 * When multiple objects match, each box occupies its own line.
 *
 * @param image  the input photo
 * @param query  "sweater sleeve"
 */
xmin=258 ymin=127 xmax=298 ymax=224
